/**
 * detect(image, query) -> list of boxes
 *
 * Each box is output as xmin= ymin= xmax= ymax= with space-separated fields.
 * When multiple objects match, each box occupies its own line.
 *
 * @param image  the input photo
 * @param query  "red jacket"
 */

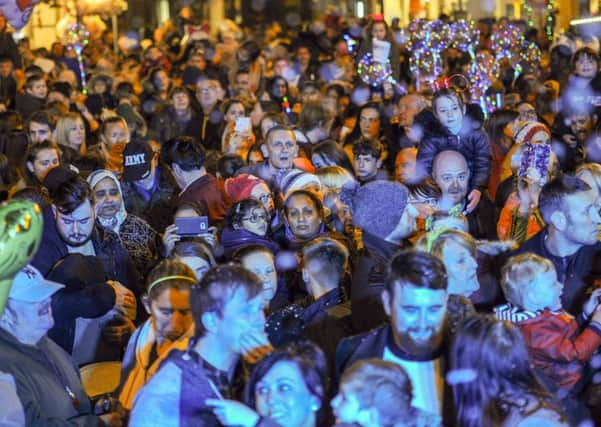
xmin=517 ymin=310 xmax=601 ymax=391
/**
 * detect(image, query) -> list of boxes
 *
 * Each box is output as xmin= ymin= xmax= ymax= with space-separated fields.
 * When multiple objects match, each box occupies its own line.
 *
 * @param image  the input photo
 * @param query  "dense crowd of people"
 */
xmin=1 ymin=6 xmax=601 ymax=427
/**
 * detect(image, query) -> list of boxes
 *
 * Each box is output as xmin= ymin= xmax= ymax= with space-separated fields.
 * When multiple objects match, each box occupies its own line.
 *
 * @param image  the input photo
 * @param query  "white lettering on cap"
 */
xmin=124 ymin=153 xmax=147 ymax=166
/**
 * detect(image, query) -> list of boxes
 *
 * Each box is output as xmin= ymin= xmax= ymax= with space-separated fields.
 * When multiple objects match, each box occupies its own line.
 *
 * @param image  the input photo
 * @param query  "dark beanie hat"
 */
xmin=341 ymin=180 xmax=409 ymax=240
xmin=49 ymin=81 xmax=72 ymax=99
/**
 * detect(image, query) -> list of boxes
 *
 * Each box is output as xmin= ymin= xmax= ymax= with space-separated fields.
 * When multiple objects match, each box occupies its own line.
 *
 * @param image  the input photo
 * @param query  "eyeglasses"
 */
xmin=242 ymin=214 xmax=267 ymax=223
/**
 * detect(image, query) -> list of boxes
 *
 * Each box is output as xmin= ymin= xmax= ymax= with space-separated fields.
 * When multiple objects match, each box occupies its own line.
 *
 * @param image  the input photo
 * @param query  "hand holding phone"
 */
xmin=175 ymin=216 xmax=209 ymax=236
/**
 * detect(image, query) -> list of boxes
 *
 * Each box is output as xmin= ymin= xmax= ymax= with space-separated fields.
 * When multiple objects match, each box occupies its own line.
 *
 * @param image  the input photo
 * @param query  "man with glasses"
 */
xmin=195 ymin=72 xmax=225 ymax=151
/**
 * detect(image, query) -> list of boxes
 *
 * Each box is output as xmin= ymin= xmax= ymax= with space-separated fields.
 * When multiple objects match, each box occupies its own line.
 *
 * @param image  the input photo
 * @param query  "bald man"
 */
xmin=432 ymin=150 xmax=497 ymax=239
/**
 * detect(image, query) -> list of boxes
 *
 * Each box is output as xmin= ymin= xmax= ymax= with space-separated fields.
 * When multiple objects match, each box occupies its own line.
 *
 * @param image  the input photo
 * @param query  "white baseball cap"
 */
xmin=9 ymin=265 xmax=64 ymax=302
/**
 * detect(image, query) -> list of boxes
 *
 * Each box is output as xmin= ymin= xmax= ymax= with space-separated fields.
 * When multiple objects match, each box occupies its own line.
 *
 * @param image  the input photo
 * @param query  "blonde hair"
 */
xmin=55 ymin=112 xmax=86 ymax=155
xmin=430 ymin=229 xmax=476 ymax=260
xmin=341 ymin=359 xmax=413 ymax=425
xmin=500 ymin=253 xmax=554 ymax=307
xmin=314 ymin=165 xmax=356 ymax=193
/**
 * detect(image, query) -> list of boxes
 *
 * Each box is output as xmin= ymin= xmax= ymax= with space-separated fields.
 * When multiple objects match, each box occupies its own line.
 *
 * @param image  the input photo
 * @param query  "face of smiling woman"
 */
xmin=255 ymin=360 xmax=319 ymax=427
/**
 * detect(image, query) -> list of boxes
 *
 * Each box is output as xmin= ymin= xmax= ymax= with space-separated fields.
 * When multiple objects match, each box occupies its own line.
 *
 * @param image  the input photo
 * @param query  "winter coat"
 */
xmin=46 ymin=254 xmax=116 ymax=355
xmin=30 ymin=208 xmax=136 ymax=290
xmin=149 ymin=106 xmax=201 ymax=144
xmin=121 ymin=167 xmax=177 ymax=233
xmin=350 ymin=231 xmax=404 ymax=333
xmin=495 ymin=305 xmax=601 ymax=393
xmin=220 ymin=226 xmax=280 ymax=259
xmin=0 ymin=329 xmax=99 ymax=426
xmin=417 ymin=119 xmax=491 ymax=191
xmin=15 ymin=92 xmax=45 ymax=121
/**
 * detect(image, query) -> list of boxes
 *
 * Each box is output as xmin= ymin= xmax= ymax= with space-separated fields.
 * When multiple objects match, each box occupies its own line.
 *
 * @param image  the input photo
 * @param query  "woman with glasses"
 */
xmin=221 ymin=198 xmax=280 ymax=259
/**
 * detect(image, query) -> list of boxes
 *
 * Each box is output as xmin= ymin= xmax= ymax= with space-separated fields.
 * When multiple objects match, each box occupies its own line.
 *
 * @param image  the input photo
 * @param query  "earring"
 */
xmin=311 ymin=403 xmax=319 ymax=412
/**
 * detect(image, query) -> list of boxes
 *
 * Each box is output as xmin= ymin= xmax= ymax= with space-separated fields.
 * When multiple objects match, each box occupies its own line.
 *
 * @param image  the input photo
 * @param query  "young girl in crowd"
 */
xmin=220 ymin=198 xmax=279 ymax=258
xmin=417 ymin=88 xmax=492 ymax=213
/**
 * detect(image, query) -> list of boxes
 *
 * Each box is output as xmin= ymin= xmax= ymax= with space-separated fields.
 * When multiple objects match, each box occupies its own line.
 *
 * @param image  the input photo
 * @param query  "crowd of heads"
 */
xmin=1 ymin=7 xmax=601 ymax=427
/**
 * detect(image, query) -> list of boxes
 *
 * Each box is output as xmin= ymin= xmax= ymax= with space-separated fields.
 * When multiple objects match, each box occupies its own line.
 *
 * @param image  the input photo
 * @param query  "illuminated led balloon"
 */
xmin=450 ymin=20 xmax=480 ymax=54
xmin=491 ymin=23 xmax=523 ymax=69
xmin=520 ymin=41 xmax=542 ymax=73
xmin=410 ymin=49 xmax=443 ymax=78
xmin=357 ymin=52 xmax=394 ymax=86
xmin=0 ymin=200 xmax=43 ymax=314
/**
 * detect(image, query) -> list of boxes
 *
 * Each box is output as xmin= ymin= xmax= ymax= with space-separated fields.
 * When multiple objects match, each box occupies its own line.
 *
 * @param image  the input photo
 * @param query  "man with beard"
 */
xmin=335 ymin=250 xmax=450 ymax=420
xmin=31 ymin=167 xmax=133 ymax=283
xmin=432 ymin=150 xmax=497 ymax=239
xmin=553 ymin=108 xmax=597 ymax=173
xmin=29 ymin=167 xmax=139 ymax=362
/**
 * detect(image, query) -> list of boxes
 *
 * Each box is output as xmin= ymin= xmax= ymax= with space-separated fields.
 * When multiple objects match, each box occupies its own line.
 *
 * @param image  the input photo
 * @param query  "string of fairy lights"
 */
xmin=521 ymin=0 xmax=556 ymax=41
xmin=65 ymin=23 xmax=90 ymax=95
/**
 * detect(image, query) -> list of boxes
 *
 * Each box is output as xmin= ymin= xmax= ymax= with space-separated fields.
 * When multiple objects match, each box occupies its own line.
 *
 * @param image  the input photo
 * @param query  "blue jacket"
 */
xmin=130 ymin=349 xmax=222 ymax=427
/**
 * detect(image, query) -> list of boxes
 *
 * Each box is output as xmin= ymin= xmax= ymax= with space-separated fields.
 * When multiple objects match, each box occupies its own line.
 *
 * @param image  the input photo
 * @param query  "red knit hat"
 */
xmin=224 ymin=174 xmax=264 ymax=202
xmin=512 ymin=121 xmax=551 ymax=145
